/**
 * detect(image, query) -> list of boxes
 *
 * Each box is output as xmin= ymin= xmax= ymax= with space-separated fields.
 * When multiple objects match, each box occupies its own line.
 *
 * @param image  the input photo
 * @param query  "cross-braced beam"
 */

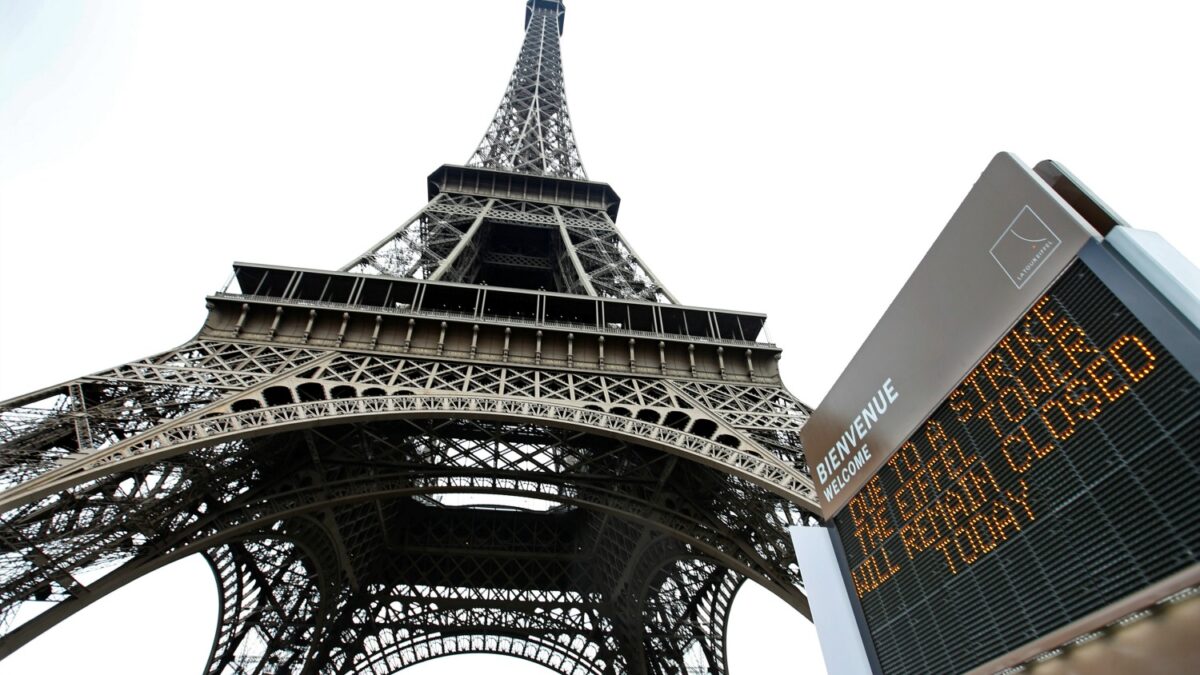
xmin=470 ymin=2 xmax=586 ymax=179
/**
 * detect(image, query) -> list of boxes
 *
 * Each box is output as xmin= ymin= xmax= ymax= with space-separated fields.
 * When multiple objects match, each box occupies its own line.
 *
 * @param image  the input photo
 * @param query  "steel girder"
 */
xmin=0 ymin=344 xmax=816 ymax=511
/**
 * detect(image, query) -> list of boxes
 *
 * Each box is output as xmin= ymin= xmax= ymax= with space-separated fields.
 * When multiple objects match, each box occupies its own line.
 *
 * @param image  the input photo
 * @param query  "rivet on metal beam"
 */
xmin=268 ymin=306 xmax=284 ymax=340
xmin=336 ymin=312 xmax=350 ymax=347
xmin=404 ymin=318 xmax=416 ymax=353
xmin=369 ymin=315 xmax=383 ymax=350
xmin=233 ymin=303 xmax=250 ymax=337
xmin=303 ymin=309 xmax=317 ymax=344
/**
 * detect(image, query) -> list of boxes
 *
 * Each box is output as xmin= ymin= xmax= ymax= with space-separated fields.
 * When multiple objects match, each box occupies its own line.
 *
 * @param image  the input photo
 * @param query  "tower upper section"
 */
xmin=340 ymin=0 xmax=677 ymax=303
xmin=469 ymin=0 xmax=586 ymax=179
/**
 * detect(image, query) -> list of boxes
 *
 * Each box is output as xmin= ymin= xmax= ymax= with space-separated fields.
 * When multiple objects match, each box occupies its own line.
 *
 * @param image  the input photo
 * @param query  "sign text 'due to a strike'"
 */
xmin=844 ymin=293 xmax=1158 ymax=599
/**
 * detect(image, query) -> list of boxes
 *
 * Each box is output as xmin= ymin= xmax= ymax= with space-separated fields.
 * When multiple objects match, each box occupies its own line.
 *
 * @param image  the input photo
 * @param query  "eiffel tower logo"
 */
xmin=0 ymin=2 xmax=817 ymax=672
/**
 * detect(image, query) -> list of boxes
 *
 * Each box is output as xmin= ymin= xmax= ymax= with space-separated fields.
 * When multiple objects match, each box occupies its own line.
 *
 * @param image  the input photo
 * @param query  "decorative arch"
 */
xmin=0 ymin=414 xmax=811 ymax=674
xmin=0 ymin=346 xmax=817 ymax=674
xmin=2 ymin=392 xmax=814 ymax=515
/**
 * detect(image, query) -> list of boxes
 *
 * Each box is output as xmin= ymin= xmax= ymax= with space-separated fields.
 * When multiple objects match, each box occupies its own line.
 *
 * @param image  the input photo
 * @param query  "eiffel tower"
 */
xmin=0 ymin=2 xmax=818 ymax=673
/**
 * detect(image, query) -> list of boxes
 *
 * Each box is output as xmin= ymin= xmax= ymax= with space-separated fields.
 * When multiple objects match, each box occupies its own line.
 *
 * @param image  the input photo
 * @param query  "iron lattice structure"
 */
xmin=0 ymin=2 xmax=819 ymax=673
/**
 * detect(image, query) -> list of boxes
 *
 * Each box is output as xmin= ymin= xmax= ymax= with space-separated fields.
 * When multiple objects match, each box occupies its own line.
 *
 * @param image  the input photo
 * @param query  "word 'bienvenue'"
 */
xmin=816 ymin=378 xmax=900 ymax=504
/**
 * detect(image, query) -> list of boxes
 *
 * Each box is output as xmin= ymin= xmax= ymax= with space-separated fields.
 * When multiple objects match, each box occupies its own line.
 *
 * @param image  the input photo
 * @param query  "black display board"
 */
xmin=834 ymin=258 xmax=1200 ymax=674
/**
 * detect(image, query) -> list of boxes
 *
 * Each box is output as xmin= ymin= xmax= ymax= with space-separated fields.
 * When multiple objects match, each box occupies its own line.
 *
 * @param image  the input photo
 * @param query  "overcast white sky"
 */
xmin=1 ymin=1 xmax=1198 ymax=673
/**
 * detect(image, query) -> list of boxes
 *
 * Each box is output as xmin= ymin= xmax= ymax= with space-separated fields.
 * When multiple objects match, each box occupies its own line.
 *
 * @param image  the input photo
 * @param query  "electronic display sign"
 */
xmin=832 ymin=257 xmax=1200 ymax=674
xmin=802 ymin=153 xmax=1101 ymax=517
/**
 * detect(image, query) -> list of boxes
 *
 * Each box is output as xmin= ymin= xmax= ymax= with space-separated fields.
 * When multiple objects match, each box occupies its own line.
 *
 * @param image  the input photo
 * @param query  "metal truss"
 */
xmin=470 ymin=2 xmax=586 ymax=179
xmin=342 ymin=190 xmax=677 ymax=304
xmin=0 ymin=0 xmax=817 ymax=672
xmin=340 ymin=1 xmax=675 ymax=303
xmin=0 ymin=347 xmax=814 ymax=511
xmin=0 ymin=341 xmax=329 ymax=489
xmin=0 ymin=359 xmax=815 ymax=672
